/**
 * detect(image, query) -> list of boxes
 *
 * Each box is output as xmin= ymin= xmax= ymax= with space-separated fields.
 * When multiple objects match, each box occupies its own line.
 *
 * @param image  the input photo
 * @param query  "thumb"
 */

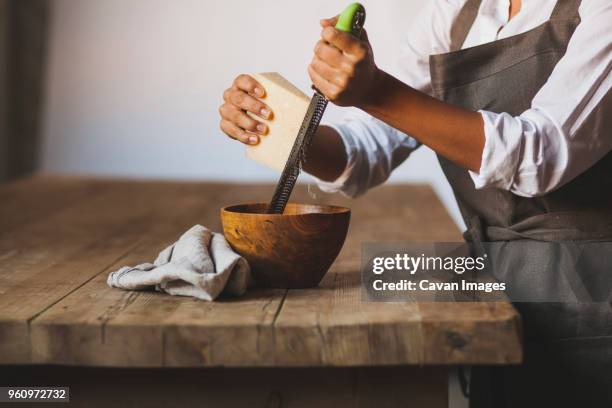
xmin=320 ymin=15 xmax=338 ymax=27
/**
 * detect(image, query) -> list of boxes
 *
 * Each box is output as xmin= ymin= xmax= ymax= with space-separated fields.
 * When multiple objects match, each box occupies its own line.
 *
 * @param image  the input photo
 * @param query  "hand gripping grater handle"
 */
xmin=267 ymin=3 xmax=366 ymax=214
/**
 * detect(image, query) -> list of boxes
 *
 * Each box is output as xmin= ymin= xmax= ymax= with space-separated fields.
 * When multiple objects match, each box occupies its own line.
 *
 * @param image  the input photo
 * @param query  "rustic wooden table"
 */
xmin=0 ymin=175 xmax=521 ymax=407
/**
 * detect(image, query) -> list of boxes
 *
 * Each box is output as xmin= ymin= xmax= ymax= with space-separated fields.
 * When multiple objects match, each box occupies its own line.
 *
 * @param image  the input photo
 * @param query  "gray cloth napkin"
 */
xmin=107 ymin=225 xmax=252 ymax=301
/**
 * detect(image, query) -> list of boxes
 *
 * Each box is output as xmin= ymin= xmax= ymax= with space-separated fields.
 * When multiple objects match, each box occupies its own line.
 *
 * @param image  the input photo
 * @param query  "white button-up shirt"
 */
xmin=316 ymin=0 xmax=612 ymax=198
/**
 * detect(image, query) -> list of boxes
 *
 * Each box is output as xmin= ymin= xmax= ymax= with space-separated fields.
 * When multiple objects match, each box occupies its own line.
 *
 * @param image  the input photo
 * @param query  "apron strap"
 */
xmin=550 ymin=0 xmax=582 ymax=20
xmin=450 ymin=0 xmax=482 ymax=51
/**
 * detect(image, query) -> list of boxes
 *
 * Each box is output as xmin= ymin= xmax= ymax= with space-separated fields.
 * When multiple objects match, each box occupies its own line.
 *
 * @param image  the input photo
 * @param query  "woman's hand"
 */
xmin=219 ymin=74 xmax=273 ymax=145
xmin=309 ymin=17 xmax=381 ymax=108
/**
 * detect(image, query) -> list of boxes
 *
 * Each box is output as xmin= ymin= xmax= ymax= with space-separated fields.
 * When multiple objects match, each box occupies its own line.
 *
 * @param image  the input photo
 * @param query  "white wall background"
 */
xmin=41 ymin=0 xmax=464 ymax=230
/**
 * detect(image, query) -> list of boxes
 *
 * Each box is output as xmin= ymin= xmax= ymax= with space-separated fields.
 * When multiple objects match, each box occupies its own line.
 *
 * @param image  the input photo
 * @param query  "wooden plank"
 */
xmin=273 ymin=277 xmax=521 ymax=365
xmin=29 ymin=181 xmax=288 ymax=366
xmin=0 ymin=177 xmax=215 ymax=363
xmin=329 ymin=184 xmax=464 ymax=271
xmin=418 ymin=301 xmax=522 ymax=364
xmin=272 ymin=271 xmax=425 ymax=366
xmin=29 ymin=182 xmax=346 ymax=367
xmin=31 ymin=244 xmax=284 ymax=367
xmin=0 ymin=175 xmax=112 ymax=233
xmin=2 ymin=179 xmax=521 ymax=367
xmin=275 ymin=185 xmax=521 ymax=365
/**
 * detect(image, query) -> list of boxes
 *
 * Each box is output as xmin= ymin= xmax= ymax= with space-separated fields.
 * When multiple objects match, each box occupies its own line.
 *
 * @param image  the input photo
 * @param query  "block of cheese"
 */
xmin=246 ymin=72 xmax=310 ymax=172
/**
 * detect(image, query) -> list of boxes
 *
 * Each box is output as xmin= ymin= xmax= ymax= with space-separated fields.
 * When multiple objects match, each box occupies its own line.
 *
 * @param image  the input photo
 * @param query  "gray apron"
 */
xmin=428 ymin=0 xmax=612 ymax=406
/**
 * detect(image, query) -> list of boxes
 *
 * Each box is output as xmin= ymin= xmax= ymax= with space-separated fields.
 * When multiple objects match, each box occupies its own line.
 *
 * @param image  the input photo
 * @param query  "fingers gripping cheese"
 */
xmin=246 ymin=73 xmax=311 ymax=172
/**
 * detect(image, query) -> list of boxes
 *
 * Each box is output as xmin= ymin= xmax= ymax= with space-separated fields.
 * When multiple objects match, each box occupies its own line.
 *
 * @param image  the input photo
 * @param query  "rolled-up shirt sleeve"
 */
xmin=315 ymin=111 xmax=419 ymax=198
xmin=470 ymin=1 xmax=612 ymax=197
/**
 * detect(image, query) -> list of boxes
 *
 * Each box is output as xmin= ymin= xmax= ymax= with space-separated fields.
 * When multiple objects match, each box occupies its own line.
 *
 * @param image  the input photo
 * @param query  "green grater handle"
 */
xmin=334 ymin=3 xmax=366 ymax=37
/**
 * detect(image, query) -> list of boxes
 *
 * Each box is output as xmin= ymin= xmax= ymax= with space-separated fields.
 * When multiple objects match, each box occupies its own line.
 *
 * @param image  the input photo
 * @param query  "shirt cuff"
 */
xmin=469 ymin=110 xmax=523 ymax=190
xmin=312 ymin=123 xmax=359 ymax=196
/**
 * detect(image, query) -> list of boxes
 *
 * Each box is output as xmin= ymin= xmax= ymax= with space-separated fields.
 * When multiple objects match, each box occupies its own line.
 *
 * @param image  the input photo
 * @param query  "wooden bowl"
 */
xmin=220 ymin=203 xmax=351 ymax=288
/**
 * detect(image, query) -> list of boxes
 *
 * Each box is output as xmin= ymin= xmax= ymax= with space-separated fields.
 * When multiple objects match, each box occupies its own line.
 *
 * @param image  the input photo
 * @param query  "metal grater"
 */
xmin=267 ymin=3 xmax=365 ymax=214
xmin=267 ymin=93 xmax=328 ymax=214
